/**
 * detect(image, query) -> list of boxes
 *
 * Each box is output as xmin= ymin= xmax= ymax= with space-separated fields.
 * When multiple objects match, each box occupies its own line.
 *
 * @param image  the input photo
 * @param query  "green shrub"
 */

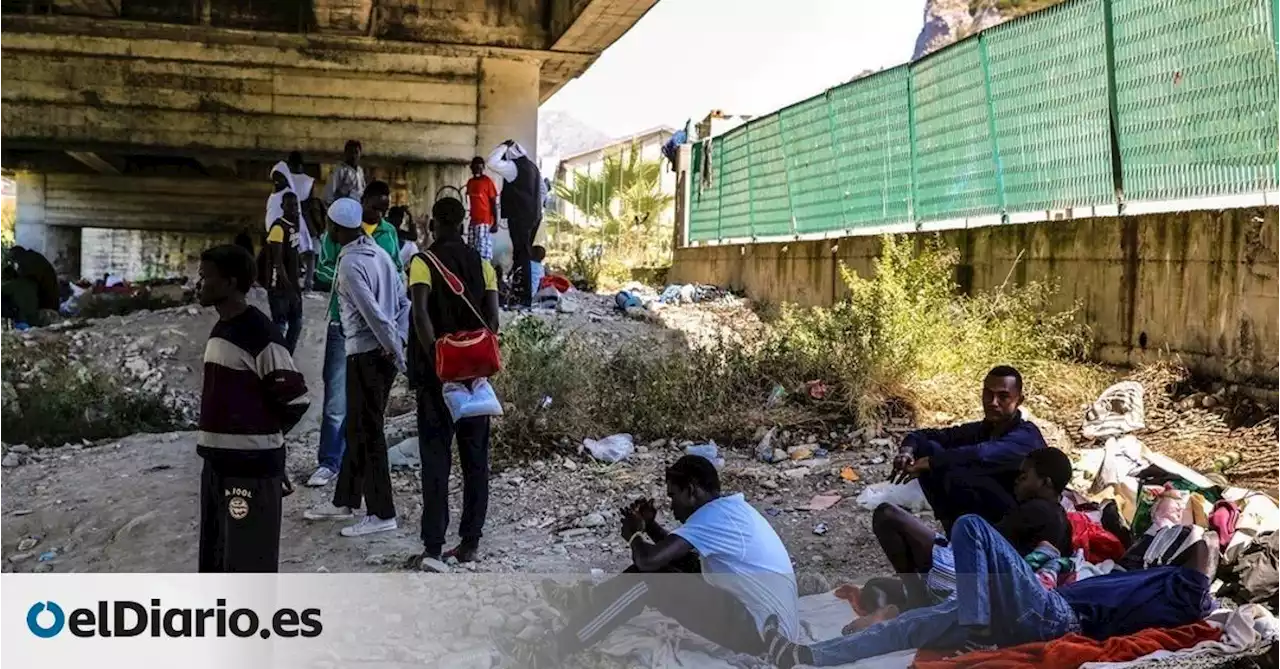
xmin=1 ymin=339 xmax=188 ymax=447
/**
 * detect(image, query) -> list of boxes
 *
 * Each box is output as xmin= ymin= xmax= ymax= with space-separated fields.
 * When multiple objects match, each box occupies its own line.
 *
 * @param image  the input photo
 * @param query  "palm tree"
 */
xmin=549 ymin=140 xmax=674 ymax=263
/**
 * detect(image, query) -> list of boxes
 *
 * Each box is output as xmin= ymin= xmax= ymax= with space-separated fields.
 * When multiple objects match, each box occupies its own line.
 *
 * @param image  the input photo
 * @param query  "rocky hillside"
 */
xmin=913 ymin=0 xmax=1064 ymax=59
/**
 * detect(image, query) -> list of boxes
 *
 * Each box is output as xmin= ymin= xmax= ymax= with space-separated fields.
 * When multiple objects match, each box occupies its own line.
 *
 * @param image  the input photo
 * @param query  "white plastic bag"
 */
xmin=442 ymin=378 xmax=504 ymax=423
xmin=855 ymin=480 xmax=931 ymax=512
xmin=387 ymin=437 xmax=420 ymax=469
xmin=583 ymin=434 xmax=634 ymax=463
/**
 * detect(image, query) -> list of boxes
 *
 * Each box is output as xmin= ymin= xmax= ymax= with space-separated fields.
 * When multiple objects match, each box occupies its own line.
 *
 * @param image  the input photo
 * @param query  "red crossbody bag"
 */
xmin=422 ymin=251 xmax=502 ymax=381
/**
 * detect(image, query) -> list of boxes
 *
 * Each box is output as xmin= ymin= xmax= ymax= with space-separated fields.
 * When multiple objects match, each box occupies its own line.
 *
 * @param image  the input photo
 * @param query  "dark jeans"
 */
xmin=509 ymin=221 xmax=533 ymax=307
xmin=555 ymin=554 xmax=766 ymax=657
xmin=331 ymin=351 xmax=397 ymax=520
xmin=198 ymin=461 xmax=282 ymax=573
xmin=912 ymin=441 xmax=1017 ymax=534
xmin=416 ymin=380 xmax=491 ymax=552
xmin=267 ymin=289 xmax=303 ymax=354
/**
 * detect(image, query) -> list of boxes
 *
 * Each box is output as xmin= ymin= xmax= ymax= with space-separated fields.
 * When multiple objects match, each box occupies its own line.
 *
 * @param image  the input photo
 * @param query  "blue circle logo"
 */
xmin=27 ymin=601 xmax=65 ymax=638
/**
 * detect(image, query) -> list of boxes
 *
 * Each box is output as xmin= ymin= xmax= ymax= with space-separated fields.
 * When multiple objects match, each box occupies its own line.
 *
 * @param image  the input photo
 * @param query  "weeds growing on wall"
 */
xmin=492 ymin=234 xmax=1096 ymax=456
xmin=1 ymin=339 xmax=188 ymax=447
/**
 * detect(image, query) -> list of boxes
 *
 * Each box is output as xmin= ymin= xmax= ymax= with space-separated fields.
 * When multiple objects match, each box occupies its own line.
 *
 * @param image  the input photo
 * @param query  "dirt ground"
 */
xmin=0 ymin=289 xmax=897 ymax=581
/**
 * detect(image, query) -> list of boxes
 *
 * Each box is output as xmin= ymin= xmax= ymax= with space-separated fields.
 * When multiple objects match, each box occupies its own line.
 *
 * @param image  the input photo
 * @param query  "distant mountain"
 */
xmin=913 ymin=0 xmax=1064 ymax=59
xmin=538 ymin=110 xmax=611 ymax=174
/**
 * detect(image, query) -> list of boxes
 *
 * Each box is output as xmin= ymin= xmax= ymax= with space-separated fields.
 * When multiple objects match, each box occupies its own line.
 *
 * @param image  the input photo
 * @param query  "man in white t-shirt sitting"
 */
xmin=502 ymin=455 xmax=801 ymax=666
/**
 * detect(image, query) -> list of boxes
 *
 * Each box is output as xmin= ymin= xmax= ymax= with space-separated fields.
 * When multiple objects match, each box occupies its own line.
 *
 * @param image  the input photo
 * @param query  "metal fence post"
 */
xmin=978 ymin=33 xmax=1008 ymax=224
xmin=906 ymin=70 xmax=920 ymax=229
xmin=1101 ymin=0 xmax=1126 ymax=211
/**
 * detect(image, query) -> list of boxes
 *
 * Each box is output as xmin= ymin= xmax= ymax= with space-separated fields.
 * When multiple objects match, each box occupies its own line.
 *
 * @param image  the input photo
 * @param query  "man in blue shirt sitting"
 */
xmin=501 ymin=455 xmax=801 ymax=667
xmin=893 ymin=365 xmax=1047 ymax=532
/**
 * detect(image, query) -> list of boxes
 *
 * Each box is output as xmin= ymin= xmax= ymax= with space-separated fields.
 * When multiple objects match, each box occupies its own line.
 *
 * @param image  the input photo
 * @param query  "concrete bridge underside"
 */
xmin=2 ymin=0 xmax=657 ymax=277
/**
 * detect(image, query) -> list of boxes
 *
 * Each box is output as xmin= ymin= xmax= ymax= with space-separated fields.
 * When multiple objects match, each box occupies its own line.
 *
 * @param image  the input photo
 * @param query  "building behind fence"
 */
xmin=686 ymin=0 xmax=1279 ymax=244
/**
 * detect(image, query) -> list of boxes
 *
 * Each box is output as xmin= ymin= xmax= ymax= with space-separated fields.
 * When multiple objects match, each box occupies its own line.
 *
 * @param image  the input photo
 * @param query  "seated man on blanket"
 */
xmin=892 ymin=365 xmax=1047 ymax=532
xmin=763 ymin=514 xmax=1216 ymax=668
xmin=850 ymin=447 xmax=1077 ymax=625
xmin=502 ymin=455 xmax=801 ymax=666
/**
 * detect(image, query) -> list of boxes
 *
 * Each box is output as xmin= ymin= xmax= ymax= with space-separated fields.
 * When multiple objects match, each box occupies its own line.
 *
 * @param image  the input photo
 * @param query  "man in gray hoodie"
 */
xmin=303 ymin=197 xmax=409 ymax=538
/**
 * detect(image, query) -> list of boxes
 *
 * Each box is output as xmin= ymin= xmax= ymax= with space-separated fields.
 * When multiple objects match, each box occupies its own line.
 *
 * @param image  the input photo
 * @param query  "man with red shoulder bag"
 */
xmin=407 ymin=196 xmax=501 ymax=564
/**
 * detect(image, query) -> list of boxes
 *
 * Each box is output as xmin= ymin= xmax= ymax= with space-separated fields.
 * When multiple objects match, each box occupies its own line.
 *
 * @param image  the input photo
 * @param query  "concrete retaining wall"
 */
xmin=670 ymin=208 xmax=1279 ymax=386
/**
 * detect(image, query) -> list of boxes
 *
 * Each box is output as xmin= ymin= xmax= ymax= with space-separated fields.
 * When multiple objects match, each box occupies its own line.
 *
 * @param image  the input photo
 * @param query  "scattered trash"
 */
xmin=538 ymin=396 xmax=553 ymax=410
xmin=765 ymin=508 xmax=782 ymax=517
xmin=684 ymin=442 xmax=724 ymax=469
xmin=805 ymin=380 xmax=830 ymax=400
xmin=840 ymin=466 xmax=861 ymax=483
xmin=813 ymin=447 xmax=829 ymax=458
xmin=812 ymin=523 xmax=829 ymax=536
xmin=788 ymin=445 xmax=814 ymax=461
xmin=583 ymin=434 xmax=634 ymax=464
xmin=855 ymin=480 xmax=931 ymax=512
xmin=142 ymin=464 xmax=172 ymax=473
xmin=766 ymin=384 xmax=787 ymax=408
xmin=802 ymin=493 xmax=842 ymax=511
xmin=17 ymin=536 xmax=39 ymax=552
xmin=420 ymin=557 xmax=450 ymax=574
xmin=868 ymin=437 xmax=894 ymax=449
xmin=38 ymin=550 xmax=56 ymax=562
xmin=755 ymin=427 xmax=779 ymax=463
xmin=387 ymin=437 xmax=421 ymax=469
xmin=12 ymin=509 xmax=32 ymax=517
xmin=870 ymin=455 xmax=886 ymax=465
xmin=781 ymin=466 xmax=811 ymax=480
xmin=1082 ymin=381 xmax=1146 ymax=439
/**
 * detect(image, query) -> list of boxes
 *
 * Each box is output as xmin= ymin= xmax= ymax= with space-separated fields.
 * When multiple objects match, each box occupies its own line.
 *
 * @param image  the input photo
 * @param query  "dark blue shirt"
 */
xmin=904 ymin=414 xmax=1046 ymax=473
xmin=1058 ymin=566 xmax=1213 ymax=639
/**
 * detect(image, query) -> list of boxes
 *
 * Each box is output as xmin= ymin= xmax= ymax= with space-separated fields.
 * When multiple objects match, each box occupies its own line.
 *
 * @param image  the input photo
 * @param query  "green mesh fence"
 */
xmin=779 ymin=94 xmax=842 ymax=233
xmin=747 ymin=114 xmax=792 ymax=237
xmin=683 ymin=0 xmax=1278 ymax=244
xmin=717 ymin=128 xmax=752 ymax=239
xmin=830 ymin=66 xmax=914 ymax=229
xmin=985 ymin=0 xmax=1116 ymax=211
xmin=687 ymin=141 xmax=721 ymax=242
xmin=1111 ymin=0 xmax=1279 ymax=200
xmin=911 ymin=39 xmax=1002 ymax=221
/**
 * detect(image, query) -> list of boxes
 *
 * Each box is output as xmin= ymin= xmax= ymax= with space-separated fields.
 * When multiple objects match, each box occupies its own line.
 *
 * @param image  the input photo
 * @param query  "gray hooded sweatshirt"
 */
xmin=336 ymin=235 xmax=410 ymax=372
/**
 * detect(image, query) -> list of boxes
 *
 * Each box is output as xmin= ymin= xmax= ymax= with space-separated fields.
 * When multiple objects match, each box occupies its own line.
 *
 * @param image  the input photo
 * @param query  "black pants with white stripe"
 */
xmin=555 ymin=555 xmax=766 ymax=656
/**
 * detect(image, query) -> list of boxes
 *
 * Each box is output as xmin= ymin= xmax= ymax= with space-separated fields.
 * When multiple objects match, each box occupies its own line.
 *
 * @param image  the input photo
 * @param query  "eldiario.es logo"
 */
xmin=27 ymin=599 xmax=321 ymax=639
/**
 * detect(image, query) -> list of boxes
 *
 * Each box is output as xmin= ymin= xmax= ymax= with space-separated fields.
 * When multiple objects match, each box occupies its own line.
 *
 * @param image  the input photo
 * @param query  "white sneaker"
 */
xmin=340 ymin=515 xmax=397 ymax=537
xmin=306 ymin=466 xmax=337 ymax=487
xmin=303 ymin=503 xmax=353 ymax=520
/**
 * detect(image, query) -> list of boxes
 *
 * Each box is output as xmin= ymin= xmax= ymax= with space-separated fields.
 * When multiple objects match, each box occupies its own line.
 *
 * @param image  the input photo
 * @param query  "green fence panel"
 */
xmin=779 ymin=93 xmax=843 ymax=233
xmin=718 ymin=128 xmax=753 ymax=239
xmin=828 ymin=66 xmax=914 ymax=229
xmin=687 ymin=140 xmax=722 ymax=242
xmin=747 ymin=114 xmax=793 ymax=237
xmin=985 ymin=0 xmax=1116 ymax=211
xmin=1111 ymin=0 xmax=1279 ymax=200
xmin=911 ymin=40 xmax=1003 ymax=221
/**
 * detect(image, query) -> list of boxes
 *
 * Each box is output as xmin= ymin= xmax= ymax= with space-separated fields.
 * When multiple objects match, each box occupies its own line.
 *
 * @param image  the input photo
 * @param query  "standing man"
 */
xmin=287 ymin=151 xmax=321 ymax=290
xmin=304 ymin=198 xmax=408 ymax=538
xmin=464 ymin=156 xmax=498 ymax=262
xmin=196 ymin=245 xmax=309 ymax=572
xmin=487 ymin=140 xmax=541 ymax=308
xmin=306 ymin=181 xmax=402 ymax=488
xmin=407 ymin=196 xmax=500 ymax=563
xmin=265 ymin=191 xmax=304 ymax=353
xmin=324 ymin=140 xmax=366 ymax=205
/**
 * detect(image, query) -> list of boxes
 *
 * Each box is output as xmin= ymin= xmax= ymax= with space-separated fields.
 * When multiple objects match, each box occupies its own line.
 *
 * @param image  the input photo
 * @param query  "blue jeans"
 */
xmin=317 ymin=321 xmax=347 ymax=472
xmin=809 ymin=515 xmax=1078 ymax=666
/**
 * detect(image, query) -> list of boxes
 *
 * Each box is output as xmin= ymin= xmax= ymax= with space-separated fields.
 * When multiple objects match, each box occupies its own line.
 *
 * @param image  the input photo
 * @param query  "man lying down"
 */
xmin=763 ymin=514 xmax=1215 ymax=667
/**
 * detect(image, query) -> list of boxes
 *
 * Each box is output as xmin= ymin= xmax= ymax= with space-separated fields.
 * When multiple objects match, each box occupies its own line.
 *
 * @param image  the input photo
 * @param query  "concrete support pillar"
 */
xmin=404 ymin=162 xmax=472 ymax=232
xmin=14 ymin=171 xmax=48 ymax=253
xmin=475 ymin=58 xmax=541 ymax=164
xmin=673 ymin=144 xmax=692 ymax=251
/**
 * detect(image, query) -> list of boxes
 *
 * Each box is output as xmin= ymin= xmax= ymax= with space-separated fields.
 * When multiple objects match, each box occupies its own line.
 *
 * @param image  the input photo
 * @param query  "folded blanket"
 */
xmin=911 ymin=621 xmax=1220 ymax=669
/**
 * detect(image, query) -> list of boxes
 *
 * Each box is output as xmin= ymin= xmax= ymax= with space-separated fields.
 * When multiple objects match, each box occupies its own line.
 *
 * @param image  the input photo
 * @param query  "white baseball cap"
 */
xmin=327 ymin=198 xmax=363 ymax=229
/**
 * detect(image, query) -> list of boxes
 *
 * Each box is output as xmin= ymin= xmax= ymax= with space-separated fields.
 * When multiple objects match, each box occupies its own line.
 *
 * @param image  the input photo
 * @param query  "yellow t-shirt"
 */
xmin=266 ymin=225 xmax=286 ymax=243
xmin=361 ymin=222 xmax=378 ymax=236
xmin=408 ymin=256 xmax=497 ymax=292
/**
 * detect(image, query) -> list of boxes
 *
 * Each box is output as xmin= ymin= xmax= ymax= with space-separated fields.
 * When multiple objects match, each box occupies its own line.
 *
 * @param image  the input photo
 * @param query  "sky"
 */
xmin=541 ymin=0 xmax=925 ymax=137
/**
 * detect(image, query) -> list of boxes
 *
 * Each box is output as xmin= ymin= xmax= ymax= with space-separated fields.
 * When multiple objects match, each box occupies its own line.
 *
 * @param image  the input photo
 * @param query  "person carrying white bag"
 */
xmin=406 ymin=196 xmax=503 ymax=565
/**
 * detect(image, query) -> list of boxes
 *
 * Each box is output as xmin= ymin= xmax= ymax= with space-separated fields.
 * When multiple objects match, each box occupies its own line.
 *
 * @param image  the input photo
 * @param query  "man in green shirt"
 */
xmin=305 ymin=180 xmax=402 ymax=490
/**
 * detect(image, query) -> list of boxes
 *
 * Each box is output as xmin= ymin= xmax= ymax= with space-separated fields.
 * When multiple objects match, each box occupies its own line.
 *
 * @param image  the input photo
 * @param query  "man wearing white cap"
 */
xmin=303 ymin=197 xmax=409 ymax=538
xmin=487 ymin=139 xmax=541 ymax=308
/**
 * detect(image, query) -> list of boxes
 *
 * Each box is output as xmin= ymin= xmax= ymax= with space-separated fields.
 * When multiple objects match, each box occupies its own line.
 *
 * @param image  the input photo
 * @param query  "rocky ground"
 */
xmin=0 ymin=288 xmax=896 ymax=581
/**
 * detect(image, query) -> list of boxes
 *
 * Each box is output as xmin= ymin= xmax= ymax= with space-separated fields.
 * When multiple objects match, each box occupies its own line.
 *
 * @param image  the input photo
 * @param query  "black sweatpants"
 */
xmin=332 ymin=351 xmax=397 ymax=520
xmin=555 ymin=555 xmax=766 ymax=656
xmin=198 ymin=461 xmax=282 ymax=573
xmin=509 ymin=221 xmax=533 ymax=307
xmin=416 ymin=380 xmax=491 ymax=553
xmin=267 ymin=289 xmax=303 ymax=354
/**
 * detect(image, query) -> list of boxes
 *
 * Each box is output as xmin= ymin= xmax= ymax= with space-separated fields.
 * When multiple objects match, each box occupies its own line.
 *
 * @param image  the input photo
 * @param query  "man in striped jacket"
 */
xmin=196 ymin=245 xmax=310 ymax=573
